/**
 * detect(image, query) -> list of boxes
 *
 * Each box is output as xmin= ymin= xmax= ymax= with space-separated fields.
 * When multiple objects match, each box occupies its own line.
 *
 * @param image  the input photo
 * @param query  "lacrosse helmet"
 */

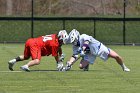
xmin=57 ymin=30 xmax=69 ymax=44
xmin=69 ymin=29 xmax=80 ymax=43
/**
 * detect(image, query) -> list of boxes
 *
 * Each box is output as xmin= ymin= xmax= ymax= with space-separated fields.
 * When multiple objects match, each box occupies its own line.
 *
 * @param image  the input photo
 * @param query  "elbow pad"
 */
xmin=72 ymin=54 xmax=78 ymax=60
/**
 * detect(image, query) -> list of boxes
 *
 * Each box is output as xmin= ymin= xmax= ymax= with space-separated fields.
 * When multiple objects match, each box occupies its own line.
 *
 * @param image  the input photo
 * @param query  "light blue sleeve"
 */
xmin=72 ymin=45 xmax=79 ymax=55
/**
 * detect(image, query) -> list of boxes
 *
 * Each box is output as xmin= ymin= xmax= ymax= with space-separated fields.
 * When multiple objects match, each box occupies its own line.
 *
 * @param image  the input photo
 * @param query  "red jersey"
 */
xmin=24 ymin=34 xmax=60 ymax=60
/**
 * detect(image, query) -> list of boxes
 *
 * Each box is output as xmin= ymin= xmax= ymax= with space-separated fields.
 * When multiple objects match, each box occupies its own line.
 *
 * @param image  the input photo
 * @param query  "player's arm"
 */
xmin=52 ymin=46 xmax=62 ymax=62
xmin=54 ymin=54 xmax=64 ymax=71
xmin=82 ymin=40 xmax=90 ymax=51
xmin=58 ymin=47 xmax=62 ymax=56
xmin=57 ymin=47 xmax=65 ymax=62
xmin=63 ymin=53 xmax=81 ymax=71
xmin=67 ymin=54 xmax=79 ymax=65
xmin=52 ymin=46 xmax=65 ymax=71
xmin=54 ymin=55 xmax=59 ymax=63
xmin=67 ymin=45 xmax=81 ymax=66
xmin=67 ymin=40 xmax=90 ymax=65
xmin=79 ymin=40 xmax=90 ymax=56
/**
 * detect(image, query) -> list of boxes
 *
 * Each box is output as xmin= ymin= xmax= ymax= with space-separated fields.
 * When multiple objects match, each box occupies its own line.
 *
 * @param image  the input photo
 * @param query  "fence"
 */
xmin=0 ymin=0 xmax=140 ymax=45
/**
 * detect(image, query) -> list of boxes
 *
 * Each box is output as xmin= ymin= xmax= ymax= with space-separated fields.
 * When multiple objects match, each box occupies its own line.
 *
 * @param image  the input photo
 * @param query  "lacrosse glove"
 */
xmin=57 ymin=62 xmax=64 ymax=71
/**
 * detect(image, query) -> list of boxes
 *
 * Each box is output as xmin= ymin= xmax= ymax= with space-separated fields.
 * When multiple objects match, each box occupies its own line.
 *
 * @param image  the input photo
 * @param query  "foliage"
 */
xmin=0 ymin=0 xmax=140 ymax=17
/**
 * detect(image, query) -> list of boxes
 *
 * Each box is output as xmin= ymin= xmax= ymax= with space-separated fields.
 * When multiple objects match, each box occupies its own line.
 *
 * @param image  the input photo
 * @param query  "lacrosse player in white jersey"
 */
xmin=63 ymin=29 xmax=130 ymax=72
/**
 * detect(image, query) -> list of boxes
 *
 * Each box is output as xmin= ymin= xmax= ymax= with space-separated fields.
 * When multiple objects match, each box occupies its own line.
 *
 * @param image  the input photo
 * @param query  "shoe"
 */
xmin=8 ymin=59 xmax=16 ymax=71
xmin=20 ymin=65 xmax=30 ymax=72
xmin=123 ymin=67 xmax=130 ymax=72
xmin=83 ymin=64 xmax=89 ymax=71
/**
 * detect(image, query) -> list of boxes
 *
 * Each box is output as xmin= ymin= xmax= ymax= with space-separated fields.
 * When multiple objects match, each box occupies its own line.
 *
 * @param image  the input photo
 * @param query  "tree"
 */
xmin=6 ymin=0 xmax=13 ymax=15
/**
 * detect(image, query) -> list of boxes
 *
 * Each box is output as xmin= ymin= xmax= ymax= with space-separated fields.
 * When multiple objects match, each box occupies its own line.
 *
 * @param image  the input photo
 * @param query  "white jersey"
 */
xmin=79 ymin=34 xmax=101 ymax=55
xmin=72 ymin=34 xmax=110 ymax=63
xmin=73 ymin=34 xmax=101 ymax=55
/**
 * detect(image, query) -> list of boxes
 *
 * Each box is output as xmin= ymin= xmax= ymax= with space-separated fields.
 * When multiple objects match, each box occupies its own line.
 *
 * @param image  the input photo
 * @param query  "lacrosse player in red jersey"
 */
xmin=8 ymin=30 xmax=69 ymax=72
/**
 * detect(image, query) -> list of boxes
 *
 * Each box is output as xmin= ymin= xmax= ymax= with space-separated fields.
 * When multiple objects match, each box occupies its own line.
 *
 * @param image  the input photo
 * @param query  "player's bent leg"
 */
xmin=20 ymin=59 xmax=40 ymax=72
xmin=20 ymin=65 xmax=30 ymax=72
xmin=80 ymin=59 xmax=89 ymax=71
xmin=83 ymin=64 xmax=89 ymax=71
xmin=8 ymin=55 xmax=24 ymax=71
xmin=108 ymin=49 xmax=123 ymax=65
xmin=8 ymin=59 xmax=16 ymax=71
xmin=109 ymin=49 xmax=130 ymax=72
xmin=27 ymin=59 xmax=40 ymax=67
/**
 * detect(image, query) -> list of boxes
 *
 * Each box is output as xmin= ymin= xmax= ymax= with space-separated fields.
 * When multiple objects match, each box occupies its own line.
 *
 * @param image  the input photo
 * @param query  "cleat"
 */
xmin=8 ymin=59 xmax=16 ymax=71
xmin=83 ymin=68 xmax=89 ymax=71
xmin=83 ymin=64 xmax=89 ymax=71
xmin=123 ymin=68 xmax=130 ymax=72
xmin=20 ymin=65 xmax=30 ymax=72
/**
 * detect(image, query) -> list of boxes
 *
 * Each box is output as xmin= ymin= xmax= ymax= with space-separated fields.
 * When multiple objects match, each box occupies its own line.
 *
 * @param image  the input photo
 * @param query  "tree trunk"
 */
xmin=101 ymin=0 xmax=106 ymax=15
xmin=6 ymin=0 xmax=13 ymax=15
xmin=137 ymin=0 xmax=140 ymax=5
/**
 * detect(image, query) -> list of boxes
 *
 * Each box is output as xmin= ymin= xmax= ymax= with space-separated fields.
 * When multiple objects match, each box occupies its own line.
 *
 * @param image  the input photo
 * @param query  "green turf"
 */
xmin=0 ymin=44 xmax=140 ymax=93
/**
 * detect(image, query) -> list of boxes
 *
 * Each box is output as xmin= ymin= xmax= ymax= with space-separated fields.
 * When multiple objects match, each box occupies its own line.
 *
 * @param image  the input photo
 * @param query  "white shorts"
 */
xmin=97 ymin=43 xmax=110 ymax=61
xmin=83 ymin=43 xmax=110 ymax=64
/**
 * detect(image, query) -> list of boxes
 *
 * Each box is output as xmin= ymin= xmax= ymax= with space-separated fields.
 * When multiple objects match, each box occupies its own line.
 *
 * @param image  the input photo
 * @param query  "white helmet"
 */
xmin=69 ymin=29 xmax=80 ymax=43
xmin=58 ymin=30 xmax=69 ymax=44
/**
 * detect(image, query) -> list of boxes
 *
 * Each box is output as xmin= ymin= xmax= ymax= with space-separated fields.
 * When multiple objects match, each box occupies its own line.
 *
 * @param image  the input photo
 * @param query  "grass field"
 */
xmin=0 ymin=44 xmax=140 ymax=93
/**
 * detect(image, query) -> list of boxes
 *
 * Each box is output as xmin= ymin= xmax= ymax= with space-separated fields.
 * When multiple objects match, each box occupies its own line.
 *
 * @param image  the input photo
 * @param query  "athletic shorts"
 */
xmin=24 ymin=38 xmax=41 ymax=60
xmin=83 ymin=43 xmax=110 ymax=64
xmin=97 ymin=43 xmax=110 ymax=61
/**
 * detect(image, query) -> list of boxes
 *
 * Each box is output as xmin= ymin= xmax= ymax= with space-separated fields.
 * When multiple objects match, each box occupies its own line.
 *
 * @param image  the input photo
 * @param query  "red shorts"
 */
xmin=24 ymin=38 xmax=41 ymax=60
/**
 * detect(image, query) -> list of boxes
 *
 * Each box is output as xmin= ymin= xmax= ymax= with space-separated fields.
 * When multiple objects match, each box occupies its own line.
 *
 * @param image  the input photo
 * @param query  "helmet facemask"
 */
xmin=58 ymin=30 xmax=69 ymax=44
xmin=69 ymin=29 xmax=80 ymax=45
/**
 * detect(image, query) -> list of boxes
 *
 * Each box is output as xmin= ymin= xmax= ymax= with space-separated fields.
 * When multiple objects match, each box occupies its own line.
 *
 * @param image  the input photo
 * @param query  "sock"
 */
xmin=15 ymin=56 xmax=22 ymax=61
xmin=84 ymin=64 xmax=89 ymax=69
xmin=9 ymin=59 xmax=16 ymax=64
xmin=121 ymin=63 xmax=127 ymax=69
xmin=24 ymin=65 xmax=29 ymax=68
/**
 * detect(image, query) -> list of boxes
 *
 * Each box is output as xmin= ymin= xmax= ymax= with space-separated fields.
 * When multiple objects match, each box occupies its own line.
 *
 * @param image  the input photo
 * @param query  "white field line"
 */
xmin=0 ymin=70 xmax=60 ymax=72
xmin=0 ymin=71 xmax=23 ymax=73
xmin=1 ymin=46 xmax=19 ymax=48
xmin=3 ymin=85 xmax=80 ymax=88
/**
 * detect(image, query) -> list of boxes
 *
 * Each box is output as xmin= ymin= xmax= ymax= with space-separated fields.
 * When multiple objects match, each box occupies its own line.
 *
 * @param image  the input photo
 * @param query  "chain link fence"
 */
xmin=0 ymin=0 xmax=140 ymax=45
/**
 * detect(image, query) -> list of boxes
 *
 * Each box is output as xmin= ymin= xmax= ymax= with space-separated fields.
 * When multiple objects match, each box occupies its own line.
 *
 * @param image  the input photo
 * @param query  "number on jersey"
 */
xmin=42 ymin=35 xmax=52 ymax=42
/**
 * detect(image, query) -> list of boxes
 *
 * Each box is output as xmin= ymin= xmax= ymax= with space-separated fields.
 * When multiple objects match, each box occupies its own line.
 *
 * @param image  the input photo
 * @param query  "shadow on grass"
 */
xmin=30 ymin=69 xmax=101 ymax=72
xmin=30 ymin=70 xmax=57 ymax=72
